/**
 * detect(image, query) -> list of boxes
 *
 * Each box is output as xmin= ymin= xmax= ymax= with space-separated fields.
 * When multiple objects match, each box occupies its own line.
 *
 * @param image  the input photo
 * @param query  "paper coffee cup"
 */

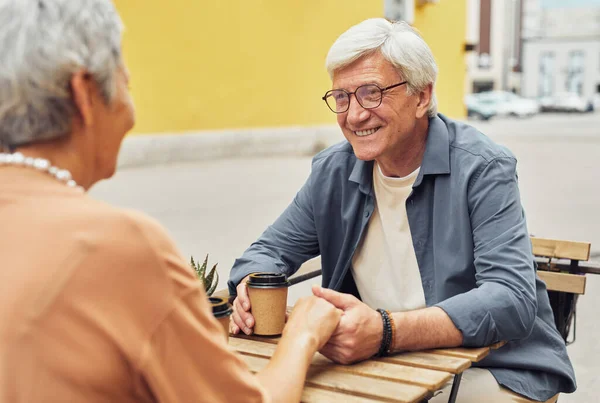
xmin=247 ymin=272 xmax=289 ymax=336
xmin=209 ymin=296 xmax=233 ymax=341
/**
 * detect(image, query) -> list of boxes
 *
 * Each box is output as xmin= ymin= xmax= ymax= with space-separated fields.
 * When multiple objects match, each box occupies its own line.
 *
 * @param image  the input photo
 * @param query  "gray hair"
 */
xmin=325 ymin=18 xmax=438 ymax=117
xmin=0 ymin=0 xmax=124 ymax=148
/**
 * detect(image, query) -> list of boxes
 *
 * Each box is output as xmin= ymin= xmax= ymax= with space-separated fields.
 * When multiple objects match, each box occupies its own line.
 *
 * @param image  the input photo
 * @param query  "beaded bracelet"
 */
xmin=385 ymin=309 xmax=396 ymax=355
xmin=376 ymin=308 xmax=393 ymax=357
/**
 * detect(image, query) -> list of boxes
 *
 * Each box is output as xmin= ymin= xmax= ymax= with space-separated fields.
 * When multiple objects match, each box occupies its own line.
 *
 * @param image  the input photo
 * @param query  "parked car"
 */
xmin=539 ymin=92 xmax=593 ymax=113
xmin=464 ymin=94 xmax=496 ymax=120
xmin=473 ymin=91 xmax=540 ymax=118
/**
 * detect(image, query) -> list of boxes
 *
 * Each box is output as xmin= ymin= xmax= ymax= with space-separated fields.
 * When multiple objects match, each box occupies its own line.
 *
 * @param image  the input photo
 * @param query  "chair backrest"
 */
xmin=531 ymin=237 xmax=591 ymax=261
xmin=531 ymin=237 xmax=590 ymax=295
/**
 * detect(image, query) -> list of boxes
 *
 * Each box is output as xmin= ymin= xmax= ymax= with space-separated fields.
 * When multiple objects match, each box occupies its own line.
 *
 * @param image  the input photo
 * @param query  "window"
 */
xmin=539 ymin=52 xmax=555 ymax=97
xmin=566 ymin=50 xmax=585 ymax=95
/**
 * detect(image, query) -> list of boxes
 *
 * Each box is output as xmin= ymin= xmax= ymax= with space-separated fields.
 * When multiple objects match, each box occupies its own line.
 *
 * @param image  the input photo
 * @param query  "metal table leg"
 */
xmin=447 ymin=373 xmax=463 ymax=403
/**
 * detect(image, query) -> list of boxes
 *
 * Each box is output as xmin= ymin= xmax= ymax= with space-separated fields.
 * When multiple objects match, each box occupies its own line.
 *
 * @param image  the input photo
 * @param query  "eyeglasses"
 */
xmin=322 ymin=81 xmax=407 ymax=114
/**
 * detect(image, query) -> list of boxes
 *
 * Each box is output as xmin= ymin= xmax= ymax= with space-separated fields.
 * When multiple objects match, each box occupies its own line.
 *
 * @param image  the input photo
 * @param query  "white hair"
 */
xmin=0 ymin=0 xmax=124 ymax=148
xmin=326 ymin=18 xmax=438 ymax=117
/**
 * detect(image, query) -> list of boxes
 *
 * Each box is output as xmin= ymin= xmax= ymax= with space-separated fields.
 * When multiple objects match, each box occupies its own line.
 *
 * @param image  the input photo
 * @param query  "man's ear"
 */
xmin=70 ymin=70 xmax=95 ymax=127
xmin=416 ymin=83 xmax=433 ymax=119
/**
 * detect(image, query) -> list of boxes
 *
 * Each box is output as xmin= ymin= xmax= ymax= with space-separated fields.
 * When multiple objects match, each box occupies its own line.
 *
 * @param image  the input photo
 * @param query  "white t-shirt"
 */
xmin=351 ymin=163 xmax=427 ymax=312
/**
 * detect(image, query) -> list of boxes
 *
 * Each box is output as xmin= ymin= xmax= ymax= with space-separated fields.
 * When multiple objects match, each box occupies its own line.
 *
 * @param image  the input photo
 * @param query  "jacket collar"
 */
xmin=349 ymin=157 xmax=374 ymax=195
xmin=349 ymin=114 xmax=450 ymax=192
xmin=413 ymin=114 xmax=451 ymax=187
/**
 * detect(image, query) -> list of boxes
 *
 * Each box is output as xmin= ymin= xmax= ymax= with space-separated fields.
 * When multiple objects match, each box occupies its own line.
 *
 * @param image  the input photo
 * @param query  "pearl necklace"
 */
xmin=0 ymin=152 xmax=82 ymax=190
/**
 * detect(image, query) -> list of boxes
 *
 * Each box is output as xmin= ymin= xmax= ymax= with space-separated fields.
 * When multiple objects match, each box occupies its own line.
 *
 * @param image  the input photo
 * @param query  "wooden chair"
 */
xmin=531 ymin=237 xmax=598 ymax=344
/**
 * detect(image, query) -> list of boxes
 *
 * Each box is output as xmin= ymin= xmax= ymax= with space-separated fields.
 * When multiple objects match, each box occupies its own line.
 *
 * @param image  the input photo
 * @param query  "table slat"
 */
xmin=234 ymin=333 xmax=281 ymax=344
xmin=241 ymin=354 xmax=429 ymax=403
xmin=241 ymin=354 xmax=431 ymax=403
xmin=379 ymin=351 xmax=471 ymax=374
xmin=230 ymin=336 xmax=278 ymax=356
xmin=302 ymin=386 xmax=389 ymax=403
xmin=427 ymin=340 xmax=506 ymax=362
xmin=426 ymin=346 xmax=490 ymax=362
xmin=231 ymin=337 xmax=452 ymax=390
xmin=308 ymin=365 xmax=431 ymax=403
xmin=318 ymin=356 xmax=451 ymax=390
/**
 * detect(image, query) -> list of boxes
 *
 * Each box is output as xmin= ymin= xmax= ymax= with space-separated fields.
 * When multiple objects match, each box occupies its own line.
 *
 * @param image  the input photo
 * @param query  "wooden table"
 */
xmin=229 ymin=333 xmax=505 ymax=403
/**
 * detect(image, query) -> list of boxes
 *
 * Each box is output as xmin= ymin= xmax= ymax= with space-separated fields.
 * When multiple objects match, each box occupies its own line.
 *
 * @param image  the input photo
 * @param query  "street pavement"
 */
xmin=91 ymin=112 xmax=600 ymax=401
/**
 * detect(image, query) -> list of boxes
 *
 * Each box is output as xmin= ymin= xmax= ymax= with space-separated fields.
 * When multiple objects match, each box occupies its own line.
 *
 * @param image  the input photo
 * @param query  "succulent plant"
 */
xmin=190 ymin=254 xmax=219 ymax=296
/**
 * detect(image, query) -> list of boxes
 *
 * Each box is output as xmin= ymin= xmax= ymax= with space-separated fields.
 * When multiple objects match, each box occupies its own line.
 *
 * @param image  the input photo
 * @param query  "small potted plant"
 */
xmin=190 ymin=254 xmax=219 ymax=296
xmin=190 ymin=254 xmax=232 ymax=338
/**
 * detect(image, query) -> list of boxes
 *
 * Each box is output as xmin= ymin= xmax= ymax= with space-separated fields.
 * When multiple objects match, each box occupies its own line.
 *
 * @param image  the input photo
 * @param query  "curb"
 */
xmin=117 ymin=124 xmax=343 ymax=169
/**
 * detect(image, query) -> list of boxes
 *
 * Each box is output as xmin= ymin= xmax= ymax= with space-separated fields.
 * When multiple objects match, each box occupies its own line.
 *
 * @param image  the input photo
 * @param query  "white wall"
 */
xmin=522 ymin=0 xmax=542 ymax=39
xmin=522 ymin=40 xmax=600 ymax=99
xmin=542 ymin=7 xmax=600 ymax=38
xmin=466 ymin=0 xmax=521 ymax=92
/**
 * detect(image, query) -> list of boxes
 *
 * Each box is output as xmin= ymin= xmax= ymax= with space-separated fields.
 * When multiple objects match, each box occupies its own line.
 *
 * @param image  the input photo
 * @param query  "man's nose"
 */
xmin=346 ymin=95 xmax=370 ymax=124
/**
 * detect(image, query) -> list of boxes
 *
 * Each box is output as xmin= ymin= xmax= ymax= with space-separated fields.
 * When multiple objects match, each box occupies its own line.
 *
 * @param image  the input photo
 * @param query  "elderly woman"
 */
xmin=0 ymin=1 xmax=341 ymax=402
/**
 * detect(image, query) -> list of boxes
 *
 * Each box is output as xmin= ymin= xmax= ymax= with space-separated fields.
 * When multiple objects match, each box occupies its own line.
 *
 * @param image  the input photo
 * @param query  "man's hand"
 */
xmin=230 ymin=274 xmax=254 ymax=335
xmin=312 ymin=285 xmax=383 ymax=364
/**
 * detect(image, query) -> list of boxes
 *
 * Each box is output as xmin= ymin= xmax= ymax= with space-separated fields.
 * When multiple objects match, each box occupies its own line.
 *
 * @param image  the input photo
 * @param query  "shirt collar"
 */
xmin=349 ymin=114 xmax=450 ymax=192
xmin=349 ymin=157 xmax=374 ymax=195
xmin=413 ymin=114 xmax=451 ymax=187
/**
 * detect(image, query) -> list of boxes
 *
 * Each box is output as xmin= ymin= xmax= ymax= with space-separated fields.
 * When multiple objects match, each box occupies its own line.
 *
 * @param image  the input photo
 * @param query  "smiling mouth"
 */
xmin=354 ymin=127 xmax=381 ymax=137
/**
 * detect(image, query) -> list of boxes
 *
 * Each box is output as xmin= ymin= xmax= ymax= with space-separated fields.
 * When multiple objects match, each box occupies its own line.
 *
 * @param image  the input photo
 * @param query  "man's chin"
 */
xmin=351 ymin=147 xmax=379 ymax=162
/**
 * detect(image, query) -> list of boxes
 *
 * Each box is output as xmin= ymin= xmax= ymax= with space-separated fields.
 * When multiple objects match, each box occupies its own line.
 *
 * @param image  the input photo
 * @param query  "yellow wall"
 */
xmin=414 ymin=2 xmax=467 ymax=118
xmin=114 ymin=1 xmax=382 ymax=134
xmin=114 ymin=1 xmax=465 ymax=135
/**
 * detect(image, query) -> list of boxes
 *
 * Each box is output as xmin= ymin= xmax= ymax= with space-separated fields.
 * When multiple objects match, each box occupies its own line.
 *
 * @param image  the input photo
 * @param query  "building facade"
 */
xmin=465 ymin=0 xmax=523 ymax=94
xmin=521 ymin=0 xmax=600 ymax=100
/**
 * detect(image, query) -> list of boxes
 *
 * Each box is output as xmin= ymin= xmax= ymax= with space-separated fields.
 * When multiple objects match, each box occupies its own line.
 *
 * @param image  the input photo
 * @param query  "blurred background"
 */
xmin=94 ymin=1 xmax=599 ymax=400
xmin=112 ymin=0 xmax=600 ymax=137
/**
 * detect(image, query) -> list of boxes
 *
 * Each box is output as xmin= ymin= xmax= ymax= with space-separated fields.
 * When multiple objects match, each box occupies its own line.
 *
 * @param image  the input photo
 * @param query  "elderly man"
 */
xmin=229 ymin=18 xmax=576 ymax=402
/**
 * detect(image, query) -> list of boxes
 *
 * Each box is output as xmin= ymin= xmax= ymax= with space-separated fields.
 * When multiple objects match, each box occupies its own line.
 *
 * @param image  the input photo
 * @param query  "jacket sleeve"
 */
xmin=435 ymin=156 xmax=538 ymax=346
xmin=228 ymin=167 xmax=319 ymax=295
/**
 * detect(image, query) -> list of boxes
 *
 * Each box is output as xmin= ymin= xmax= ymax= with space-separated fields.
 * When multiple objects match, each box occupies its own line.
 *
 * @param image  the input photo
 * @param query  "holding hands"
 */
xmin=230 ymin=276 xmax=383 ymax=364
xmin=312 ymin=285 xmax=383 ymax=364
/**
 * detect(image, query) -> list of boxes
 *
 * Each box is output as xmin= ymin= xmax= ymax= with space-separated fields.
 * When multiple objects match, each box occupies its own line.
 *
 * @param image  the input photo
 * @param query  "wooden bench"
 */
xmin=531 ymin=236 xmax=599 ymax=344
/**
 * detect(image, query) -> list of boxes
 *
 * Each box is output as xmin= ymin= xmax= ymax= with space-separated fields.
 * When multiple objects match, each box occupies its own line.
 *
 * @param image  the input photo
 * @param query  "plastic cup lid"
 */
xmin=247 ymin=272 xmax=289 ymax=288
xmin=209 ymin=296 xmax=233 ymax=316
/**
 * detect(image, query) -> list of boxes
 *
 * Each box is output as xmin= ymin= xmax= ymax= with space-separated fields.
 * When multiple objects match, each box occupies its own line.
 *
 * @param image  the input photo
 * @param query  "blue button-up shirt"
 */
xmin=229 ymin=114 xmax=576 ymax=401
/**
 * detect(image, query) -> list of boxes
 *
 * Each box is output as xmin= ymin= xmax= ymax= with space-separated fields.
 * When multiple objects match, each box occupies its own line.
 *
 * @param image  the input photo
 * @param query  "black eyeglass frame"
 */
xmin=321 ymin=81 xmax=408 ymax=113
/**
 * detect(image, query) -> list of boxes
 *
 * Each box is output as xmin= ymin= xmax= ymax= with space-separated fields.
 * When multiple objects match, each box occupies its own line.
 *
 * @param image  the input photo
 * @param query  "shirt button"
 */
xmin=365 ymin=211 xmax=370 ymax=218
